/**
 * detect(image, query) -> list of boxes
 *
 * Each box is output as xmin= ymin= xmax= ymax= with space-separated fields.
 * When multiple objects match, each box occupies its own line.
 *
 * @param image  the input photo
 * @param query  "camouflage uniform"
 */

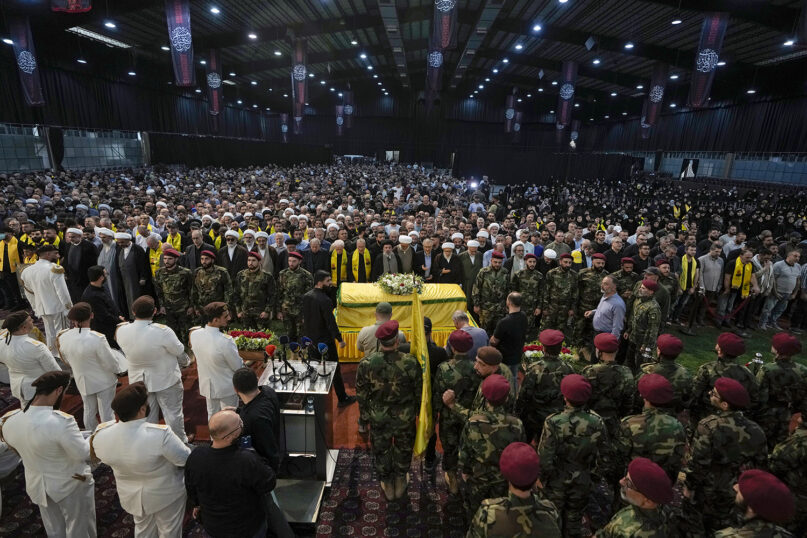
xmin=582 ymin=361 xmax=634 ymax=440
xmin=636 ymin=359 xmax=694 ymax=414
xmin=691 ymin=358 xmax=760 ymax=425
xmin=540 ymin=266 xmax=578 ymax=331
xmin=512 ymin=267 xmax=544 ymax=341
xmin=191 ymin=264 xmax=233 ymax=313
xmin=355 ymin=349 xmax=422 ymax=481
xmin=472 ymin=266 xmax=510 ymax=334
xmin=452 ymin=366 xmax=516 ymax=420
xmin=657 ymin=274 xmax=679 ymax=320
xmin=153 ymin=264 xmax=194 ymax=343
xmin=538 ymin=405 xmax=611 ymax=538
xmin=432 ymin=356 xmax=480 ymax=473
xmin=276 ymin=266 xmax=313 ymax=341
xmin=234 ymin=268 xmax=276 ymax=329
xmin=575 ymin=267 xmax=608 ymax=349
xmin=615 ymin=407 xmax=686 ymax=481
xmin=515 ymin=356 xmax=574 ymax=443
xmin=612 ymin=269 xmax=639 ymax=305
xmin=681 ymin=409 xmax=768 ymax=535
xmin=596 ymin=505 xmax=673 ymax=538
xmin=468 ymin=492 xmax=561 ymax=538
xmin=458 ymin=406 xmax=525 ymax=518
xmin=629 ymin=280 xmax=669 ymax=326
xmin=755 ymin=357 xmax=807 ymax=449
xmin=769 ymin=425 xmax=807 ymax=536
xmin=714 ymin=520 xmax=794 ymax=538
xmin=625 ymin=296 xmax=661 ymax=373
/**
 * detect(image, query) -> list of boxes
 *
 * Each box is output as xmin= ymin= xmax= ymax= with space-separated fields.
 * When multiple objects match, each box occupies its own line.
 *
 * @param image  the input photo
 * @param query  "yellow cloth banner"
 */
xmin=411 ymin=291 xmax=432 ymax=457
xmin=336 ymin=283 xmax=467 ymax=328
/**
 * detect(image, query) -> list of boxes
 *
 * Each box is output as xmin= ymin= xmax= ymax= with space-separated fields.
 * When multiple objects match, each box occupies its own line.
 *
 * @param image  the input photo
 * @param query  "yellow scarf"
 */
xmin=149 ymin=245 xmax=163 ymax=276
xmin=351 ymin=249 xmax=372 ymax=281
xmin=330 ymin=249 xmax=348 ymax=282
xmin=167 ymin=233 xmax=182 ymax=250
xmin=680 ymin=255 xmax=697 ymax=290
xmin=731 ymin=256 xmax=752 ymax=298
xmin=597 ymin=222 xmax=607 ymax=232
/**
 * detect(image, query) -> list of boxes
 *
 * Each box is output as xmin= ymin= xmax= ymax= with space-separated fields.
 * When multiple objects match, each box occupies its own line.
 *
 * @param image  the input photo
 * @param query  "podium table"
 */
xmin=258 ymin=360 xmax=338 ymax=525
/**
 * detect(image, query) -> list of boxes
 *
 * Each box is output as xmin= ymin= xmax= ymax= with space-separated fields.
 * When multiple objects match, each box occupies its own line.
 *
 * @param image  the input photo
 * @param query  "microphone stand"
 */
xmin=267 ymin=350 xmax=281 ymax=383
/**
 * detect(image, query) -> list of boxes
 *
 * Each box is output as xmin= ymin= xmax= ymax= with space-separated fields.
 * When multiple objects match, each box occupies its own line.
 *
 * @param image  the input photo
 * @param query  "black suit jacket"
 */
xmin=114 ymin=243 xmax=154 ymax=308
xmin=303 ymin=249 xmax=330 ymax=276
xmin=435 ymin=254 xmax=464 ymax=285
xmin=301 ymin=288 xmax=341 ymax=344
xmin=217 ymin=245 xmax=249 ymax=280
xmin=64 ymin=239 xmax=99 ymax=301
xmin=414 ymin=250 xmax=438 ymax=283
xmin=81 ymin=283 xmax=121 ymax=346
xmin=182 ymin=242 xmax=215 ymax=272
xmin=371 ymin=252 xmax=404 ymax=282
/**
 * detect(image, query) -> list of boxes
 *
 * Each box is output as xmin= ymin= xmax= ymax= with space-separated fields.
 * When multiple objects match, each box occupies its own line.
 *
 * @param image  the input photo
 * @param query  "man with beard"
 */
xmin=371 ymin=240 xmax=402 ymax=281
xmin=348 ymin=238 xmax=372 ymax=283
xmin=253 ymin=231 xmax=278 ymax=276
xmin=472 ymin=252 xmax=510 ymax=334
xmin=414 ymin=238 xmax=436 ymax=283
xmin=153 ymin=248 xmax=195 ymax=343
xmin=182 ymin=230 xmax=215 ymax=272
xmin=395 ymin=234 xmax=414 ymax=273
xmin=512 ymin=254 xmax=544 ymax=341
xmin=458 ymin=239 xmax=483 ymax=311
xmin=20 ymin=245 xmax=72 ymax=356
xmin=234 ymin=251 xmax=275 ymax=330
xmin=624 ymin=280 xmax=662 ymax=373
xmin=81 ymin=265 xmax=125 ymax=347
xmin=113 ymin=232 xmax=152 ymax=319
xmin=541 ymin=253 xmax=578 ymax=331
xmin=575 ymin=253 xmax=608 ymax=357
xmin=714 ymin=470 xmax=796 ymax=538
xmin=96 ymin=228 xmax=118 ymax=299
xmin=217 ymin=230 xmax=248 ymax=281
xmin=192 ymin=250 xmax=234 ymax=319
xmin=436 ymin=241 xmax=464 ymax=285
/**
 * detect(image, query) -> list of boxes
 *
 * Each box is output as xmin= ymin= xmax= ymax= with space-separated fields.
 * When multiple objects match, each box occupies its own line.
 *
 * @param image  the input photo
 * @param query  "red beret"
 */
xmin=200 ymin=250 xmax=216 ymax=258
xmin=591 ymin=253 xmax=606 ymax=261
xmin=714 ymin=377 xmax=750 ymax=408
xmin=638 ymin=374 xmax=674 ymax=406
xmin=524 ymin=253 xmax=537 ymax=260
xmin=162 ymin=248 xmax=181 ymax=258
xmin=560 ymin=374 xmax=591 ymax=404
xmin=717 ymin=332 xmax=745 ymax=357
xmin=559 ymin=253 xmax=572 ymax=260
xmin=594 ymin=333 xmax=619 ymax=353
xmin=539 ymin=329 xmax=565 ymax=347
xmin=772 ymin=333 xmax=801 ymax=356
xmin=481 ymin=374 xmax=510 ymax=405
xmin=642 ymin=279 xmax=659 ymax=292
xmin=656 ymin=334 xmax=683 ymax=357
xmin=738 ymin=469 xmax=795 ymax=524
xmin=288 ymin=251 xmax=303 ymax=260
xmin=448 ymin=330 xmax=473 ymax=353
xmin=499 ymin=442 xmax=540 ymax=489
xmin=477 ymin=346 xmax=503 ymax=365
xmin=491 ymin=251 xmax=505 ymax=259
xmin=628 ymin=457 xmax=673 ymax=505
xmin=621 ymin=257 xmax=635 ymax=265
xmin=655 ymin=259 xmax=670 ymax=267
xmin=375 ymin=320 xmax=400 ymax=342
xmin=247 ymin=250 xmax=262 ymax=261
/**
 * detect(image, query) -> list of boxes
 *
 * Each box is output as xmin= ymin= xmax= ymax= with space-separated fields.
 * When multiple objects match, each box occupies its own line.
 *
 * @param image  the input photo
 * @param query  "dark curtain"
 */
xmin=44 ymin=126 xmax=64 ymax=170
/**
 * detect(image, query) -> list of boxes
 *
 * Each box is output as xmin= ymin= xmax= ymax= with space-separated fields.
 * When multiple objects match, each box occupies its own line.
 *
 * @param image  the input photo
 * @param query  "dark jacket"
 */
xmin=301 ymin=287 xmax=342 ymax=344
xmin=81 ymin=282 xmax=121 ymax=347
xmin=414 ymin=249 xmax=438 ymax=283
xmin=64 ymin=239 xmax=99 ymax=302
xmin=399 ymin=340 xmax=448 ymax=378
xmin=182 ymin=242 xmax=215 ymax=272
xmin=217 ymin=245 xmax=249 ymax=280
xmin=237 ymin=386 xmax=282 ymax=472
xmin=434 ymin=253 xmax=464 ymax=285
xmin=371 ymin=252 xmax=404 ymax=282
xmin=114 ymin=243 xmax=154 ymax=309
xmin=303 ymin=248 xmax=330 ymax=276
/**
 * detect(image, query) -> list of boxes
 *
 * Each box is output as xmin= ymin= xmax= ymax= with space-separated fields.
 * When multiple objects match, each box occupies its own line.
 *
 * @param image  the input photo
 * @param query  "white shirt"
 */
xmin=0 ymin=333 xmax=60 ymax=403
xmin=56 ymin=328 xmax=122 ymax=396
xmin=116 ymin=320 xmax=189 ymax=393
xmin=1 ymin=407 xmax=90 ymax=506
xmin=189 ymin=326 xmax=243 ymax=399
xmin=92 ymin=419 xmax=191 ymax=516
xmin=20 ymin=259 xmax=72 ymax=317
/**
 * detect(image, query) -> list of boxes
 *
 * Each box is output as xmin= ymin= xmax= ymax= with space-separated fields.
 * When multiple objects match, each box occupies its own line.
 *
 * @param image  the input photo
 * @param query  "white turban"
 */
xmin=327 ymin=223 xmax=339 ymax=231
xmin=223 ymin=212 xmax=234 ymax=219
xmin=441 ymin=242 xmax=454 ymax=250
xmin=255 ymin=232 xmax=270 ymax=239
xmin=97 ymin=228 xmax=114 ymax=237
xmin=512 ymin=241 xmax=524 ymax=254
xmin=408 ymin=231 xmax=419 ymax=237
xmin=399 ymin=235 xmax=412 ymax=244
xmin=467 ymin=240 xmax=480 ymax=248
xmin=243 ymin=229 xmax=256 ymax=237
xmin=544 ymin=249 xmax=557 ymax=259
xmin=114 ymin=232 xmax=132 ymax=240
xmin=156 ymin=201 xmax=167 ymax=208
xmin=451 ymin=233 xmax=463 ymax=240
xmin=477 ymin=230 xmax=489 ymax=238
xmin=225 ymin=230 xmax=239 ymax=239
xmin=66 ymin=227 xmax=83 ymax=235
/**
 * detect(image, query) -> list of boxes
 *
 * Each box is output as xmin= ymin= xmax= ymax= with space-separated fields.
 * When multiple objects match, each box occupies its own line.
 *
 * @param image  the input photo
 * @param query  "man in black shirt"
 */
xmin=81 ymin=265 xmax=124 ymax=347
xmin=490 ymin=292 xmax=528 ymax=388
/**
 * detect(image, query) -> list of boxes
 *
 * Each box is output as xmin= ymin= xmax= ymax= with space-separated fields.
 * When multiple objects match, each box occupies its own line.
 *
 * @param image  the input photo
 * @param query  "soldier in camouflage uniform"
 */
xmin=511 ymin=254 xmax=544 ymax=341
xmin=583 ymin=333 xmax=634 ymax=441
xmin=769 ymin=414 xmax=807 ymax=536
xmin=575 ymin=253 xmax=608 ymax=354
xmin=538 ymin=374 xmax=611 ymax=538
xmin=690 ymin=332 xmax=760 ymax=425
xmin=153 ymin=247 xmax=194 ymax=344
xmin=355 ymin=320 xmax=422 ymax=501
xmin=631 ymin=268 xmax=669 ymax=326
xmin=636 ymin=334 xmax=693 ymax=415
xmin=458 ymin=375 xmax=525 ymax=519
xmin=467 ymin=442 xmax=561 ymax=538
xmin=612 ymin=258 xmax=639 ymax=305
xmin=515 ymin=329 xmax=573 ymax=443
xmin=755 ymin=333 xmax=807 ymax=449
xmin=540 ymin=253 xmax=578 ymax=331
xmin=276 ymin=252 xmax=312 ymax=341
xmin=655 ymin=259 xmax=679 ymax=321
xmin=443 ymin=346 xmax=516 ymax=422
xmin=616 ymin=374 xmax=686 ymax=482
xmin=472 ymin=252 xmax=510 ymax=334
xmin=234 ymin=251 xmax=276 ymax=329
xmin=191 ymin=249 xmax=233 ymax=321
xmin=433 ymin=331 xmax=480 ymax=495
xmin=681 ymin=377 xmax=768 ymax=535
xmin=714 ymin=470 xmax=796 ymax=538
xmin=624 ymin=280 xmax=662 ymax=374
xmin=597 ymin=458 xmax=675 ymax=538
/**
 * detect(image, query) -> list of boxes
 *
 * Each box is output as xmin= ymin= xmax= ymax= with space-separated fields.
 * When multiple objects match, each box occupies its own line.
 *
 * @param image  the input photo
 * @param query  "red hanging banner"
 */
xmin=51 ymin=0 xmax=92 ymax=13
xmin=431 ymin=0 xmax=458 ymax=50
xmin=164 ymin=0 xmax=195 ymax=87
xmin=291 ymin=39 xmax=307 ymax=136
xmin=280 ymin=113 xmax=289 ymax=143
xmin=555 ymin=61 xmax=578 ymax=128
xmin=504 ymin=94 xmax=516 ymax=133
xmin=688 ymin=13 xmax=728 ymax=108
xmin=335 ymin=105 xmax=344 ymax=136
xmin=343 ymin=90 xmax=354 ymax=129
xmin=9 ymin=17 xmax=45 ymax=107
xmin=205 ymin=49 xmax=222 ymax=117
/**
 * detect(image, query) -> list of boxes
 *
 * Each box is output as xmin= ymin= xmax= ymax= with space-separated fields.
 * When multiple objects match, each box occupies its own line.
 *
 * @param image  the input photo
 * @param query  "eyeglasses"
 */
xmin=226 ymin=238 xmax=236 ymax=242
xmin=222 ymin=419 xmax=243 ymax=439
xmin=623 ymin=475 xmax=637 ymax=491
xmin=708 ymin=388 xmax=722 ymax=401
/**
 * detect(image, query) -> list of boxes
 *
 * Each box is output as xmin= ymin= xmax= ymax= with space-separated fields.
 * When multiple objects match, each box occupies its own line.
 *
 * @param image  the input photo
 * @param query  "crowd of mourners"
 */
xmin=0 ymin=160 xmax=805 ymax=537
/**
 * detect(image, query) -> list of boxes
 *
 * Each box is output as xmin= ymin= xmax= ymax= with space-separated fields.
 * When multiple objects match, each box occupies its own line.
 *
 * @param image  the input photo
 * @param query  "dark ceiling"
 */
xmin=3 ymin=0 xmax=806 ymax=120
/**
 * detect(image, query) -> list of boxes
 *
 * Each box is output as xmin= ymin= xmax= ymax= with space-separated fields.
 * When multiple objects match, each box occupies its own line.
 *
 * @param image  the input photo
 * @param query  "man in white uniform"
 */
xmin=20 ymin=244 xmax=72 ymax=356
xmin=56 ymin=303 xmax=123 ymax=431
xmin=117 ymin=295 xmax=190 ymax=442
xmin=0 ymin=311 xmax=61 ymax=408
xmin=91 ymin=382 xmax=191 ymax=537
xmin=0 ymin=371 xmax=96 ymax=537
xmin=190 ymin=301 xmax=244 ymax=419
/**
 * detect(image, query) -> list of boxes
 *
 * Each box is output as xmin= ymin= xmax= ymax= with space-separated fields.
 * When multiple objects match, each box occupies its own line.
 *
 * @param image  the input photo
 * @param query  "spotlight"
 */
xmin=604 ymin=115 xmax=610 ymax=118
xmin=161 ymin=45 xmax=170 ymax=51
xmin=527 ymin=93 xmax=532 ymax=97
xmin=308 ymin=73 xmax=314 ymax=78
xmin=592 ymin=58 xmax=601 ymax=65
xmin=237 ymin=99 xmax=243 ymax=104
xmin=273 ymin=50 xmax=281 ymax=56
xmin=550 ymin=110 xmax=555 ymax=114
xmin=250 ymin=81 xmax=257 ymax=85
xmin=622 ymin=111 xmax=627 ymax=115
xmin=367 ymin=65 xmax=373 ymax=70
xmin=669 ymin=103 xmax=677 ymax=108
xmin=360 ymin=53 xmax=367 ymax=59
xmin=77 ymin=58 xmax=87 ymax=64
xmin=716 ymin=61 xmax=726 ymax=66
xmin=210 ymin=7 xmax=220 ymax=14
xmin=671 ymin=19 xmax=682 ymax=25
xmin=338 ymin=92 xmax=343 ymax=97
xmin=551 ymin=81 xmax=558 ymax=85
xmin=127 ymin=71 xmax=136 ymax=76
xmin=624 ymin=41 xmax=634 ymax=49
xmin=670 ymin=74 xmax=679 ymax=79
xmin=515 ymin=44 xmax=523 ymax=50
xmin=574 ymin=103 xmax=580 ymax=107
xmin=538 ymin=88 xmax=544 ymax=92
xmin=320 ymin=80 xmax=326 ymax=85
xmin=502 ymin=58 xmax=509 ymax=63
xmin=2 ymin=38 xmax=13 ymax=45
xmin=492 ymin=68 xmax=499 ymax=74
xmin=283 ymin=93 xmax=288 ymax=97
xmin=104 ymin=21 xmax=116 ymax=29
xmin=200 ymin=60 xmax=206 ymax=65
xmin=784 ymin=40 xmax=795 ymax=46
xmin=517 ymin=98 xmax=522 ymax=102
xmin=533 ymin=24 xmax=542 ymax=32
xmin=330 ymin=87 xmax=335 ymax=92
xmin=636 ymin=84 xmax=643 ymax=89
xmin=373 ymin=74 xmax=378 ymax=79
xmin=746 ymin=89 xmax=756 ymax=94
xmin=478 ymin=84 xmax=484 ymax=89
xmin=252 ymin=104 xmax=257 ymax=108
xmin=195 ymin=89 xmax=201 ymax=93
xmin=229 ymin=72 xmax=236 ymax=77
xmin=351 ymin=39 xmax=358 ymax=45
xmin=610 ymin=91 xmax=617 ymax=96
xmin=248 ymin=33 xmax=258 ymax=40
xmin=559 ymin=0 xmax=568 ymax=3
xmin=485 ymin=77 xmax=490 ymax=82
xmin=377 ymin=82 xmax=382 ymax=86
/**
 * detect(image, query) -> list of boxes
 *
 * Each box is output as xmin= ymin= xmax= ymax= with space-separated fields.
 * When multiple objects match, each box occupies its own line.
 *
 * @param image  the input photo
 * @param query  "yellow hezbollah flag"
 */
xmin=411 ymin=290 xmax=433 ymax=456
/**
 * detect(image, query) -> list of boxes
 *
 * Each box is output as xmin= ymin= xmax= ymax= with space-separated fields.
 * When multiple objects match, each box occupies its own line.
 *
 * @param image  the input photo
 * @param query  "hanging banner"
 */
xmin=431 ymin=0 xmax=458 ymax=50
xmin=335 ymin=105 xmax=344 ymax=136
xmin=343 ymin=90 xmax=354 ymax=129
xmin=280 ymin=113 xmax=289 ymax=143
xmin=555 ymin=123 xmax=566 ymax=145
xmin=799 ymin=0 xmax=807 ymax=44
xmin=291 ymin=39 xmax=307 ymax=135
xmin=426 ymin=49 xmax=443 ymax=92
xmin=164 ymin=0 xmax=195 ymax=87
xmin=555 ymin=61 xmax=578 ymax=128
xmin=644 ymin=62 xmax=669 ymax=127
xmin=570 ymin=119 xmax=581 ymax=144
xmin=293 ymin=103 xmax=304 ymax=135
xmin=688 ymin=13 xmax=729 ymax=108
xmin=51 ymin=0 xmax=92 ymax=12
xmin=9 ymin=18 xmax=45 ymax=107
xmin=512 ymin=111 xmax=523 ymax=143
xmin=504 ymin=94 xmax=516 ymax=133
xmin=640 ymin=101 xmax=652 ymax=140
xmin=205 ymin=49 xmax=223 ymax=118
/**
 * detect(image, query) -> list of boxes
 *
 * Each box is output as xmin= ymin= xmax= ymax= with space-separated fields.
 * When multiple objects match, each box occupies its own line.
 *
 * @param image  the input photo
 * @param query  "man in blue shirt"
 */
xmin=588 ymin=275 xmax=626 ymax=340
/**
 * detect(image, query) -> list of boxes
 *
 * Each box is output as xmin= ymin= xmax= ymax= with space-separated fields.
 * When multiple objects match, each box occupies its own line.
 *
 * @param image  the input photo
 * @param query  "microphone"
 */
xmin=317 ymin=342 xmax=329 ymax=355
xmin=279 ymin=335 xmax=290 ymax=346
xmin=301 ymin=336 xmax=312 ymax=347
xmin=318 ymin=342 xmax=329 ymax=376
xmin=264 ymin=344 xmax=276 ymax=357
xmin=277 ymin=336 xmax=294 ymax=377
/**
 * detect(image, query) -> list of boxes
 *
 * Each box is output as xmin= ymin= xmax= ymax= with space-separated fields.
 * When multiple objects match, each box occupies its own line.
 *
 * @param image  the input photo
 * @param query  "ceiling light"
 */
xmin=604 ymin=114 xmax=610 ymax=118
xmin=551 ymin=81 xmax=558 ymax=85
xmin=373 ymin=74 xmax=379 ymax=79
xmin=252 ymin=104 xmax=258 ymax=108
xmin=66 ymin=27 xmax=131 ymax=48
xmin=127 ymin=71 xmax=136 ymax=76
xmin=478 ymin=84 xmax=484 ymax=89
xmin=502 ymin=58 xmax=509 ymax=63
xmin=338 ymin=92 xmax=343 ymax=97
xmin=622 ymin=111 xmax=627 ymax=115
xmin=485 ymin=77 xmax=490 ymax=82
xmin=77 ymin=58 xmax=87 ymax=64
xmin=273 ymin=50 xmax=281 ymax=56
xmin=195 ymin=88 xmax=201 ymax=93
xmin=223 ymin=80 xmax=236 ymax=85
xmin=283 ymin=93 xmax=288 ymax=97
xmin=746 ymin=89 xmax=756 ymax=94
xmin=2 ymin=38 xmax=13 ymax=45
xmin=538 ymin=88 xmax=544 ymax=92
xmin=161 ymin=45 xmax=170 ymax=51
xmin=517 ymin=98 xmax=522 ymax=102
xmin=592 ymin=58 xmax=601 ymax=65
xmin=248 ymin=33 xmax=258 ymax=40
xmin=308 ymin=73 xmax=314 ymax=78
xmin=527 ymin=93 xmax=532 ymax=97
xmin=360 ymin=53 xmax=367 ymax=59
xmin=200 ymin=60 xmax=206 ymax=65
xmin=104 ymin=21 xmax=116 ymax=29
xmin=670 ymin=74 xmax=679 ymax=79
xmin=533 ymin=24 xmax=542 ymax=32
xmin=210 ymin=6 xmax=220 ymax=14
xmin=367 ymin=65 xmax=373 ymax=70
xmin=330 ymin=87 xmax=335 ymax=92
xmin=669 ymin=103 xmax=677 ymax=108
xmin=636 ymin=84 xmax=643 ymax=89
xmin=320 ymin=80 xmax=326 ymax=84
xmin=237 ymin=99 xmax=243 ymax=104
xmin=351 ymin=39 xmax=358 ymax=45
xmin=492 ymin=68 xmax=499 ymax=74
xmin=784 ymin=40 xmax=795 ymax=46
xmin=550 ymin=110 xmax=555 ymax=114
xmin=229 ymin=72 xmax=236 ymax=76
xmin=377 ymin=82 xmax=382 ymax=86
xmin=250 ymin=81 xmax=257 ymax=85
xmin=559 ymin=0 xmax=568 ymax=3
xmin=268 ymin=88 xmax=273 ymax=92
xmin=671 ymin=19 xmax=682 ymax=25
xmin=624 ymin=41 xmax=634 ymax=49
xmin=610 ymin=91 xmax=617 ymax=96
xmin=266 ymin=107 xmax=271 ymax=111
xmin=716 ymin=61 xmax=726 ymax=66
xmin=589 ymin=117 xmax=594 ymax=121
xmin=515 ymin=44 xmax=523 ymax=50
xmin=574 ymin=103 xmax=580 ymax=107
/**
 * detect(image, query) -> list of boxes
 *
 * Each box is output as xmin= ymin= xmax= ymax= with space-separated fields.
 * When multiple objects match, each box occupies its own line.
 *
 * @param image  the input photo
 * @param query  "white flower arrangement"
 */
xmin=377 ymin=273 xmax=425 ymax=295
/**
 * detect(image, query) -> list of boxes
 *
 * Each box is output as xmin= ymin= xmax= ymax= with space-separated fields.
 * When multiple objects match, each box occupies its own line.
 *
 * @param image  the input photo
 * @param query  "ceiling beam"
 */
xmin=449 ymin=0 xmax=506 ymax=89
xmin=636 ymin=0 xmax=799 ymax=34
xmin=376 ymin=0 xmax=410 ymax=88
